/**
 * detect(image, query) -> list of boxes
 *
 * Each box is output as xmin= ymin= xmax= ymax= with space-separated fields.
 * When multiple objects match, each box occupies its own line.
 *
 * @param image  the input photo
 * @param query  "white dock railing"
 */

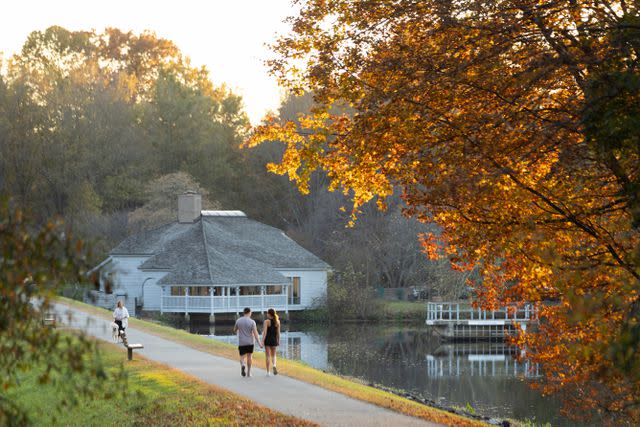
xmin=426 ymin=302 xmax=538 ymax=324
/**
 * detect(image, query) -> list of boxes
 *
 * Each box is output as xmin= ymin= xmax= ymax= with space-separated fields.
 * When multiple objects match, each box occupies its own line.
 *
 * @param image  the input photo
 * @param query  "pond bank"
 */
xmin=369 ymin=383 xmax=510 ymax=426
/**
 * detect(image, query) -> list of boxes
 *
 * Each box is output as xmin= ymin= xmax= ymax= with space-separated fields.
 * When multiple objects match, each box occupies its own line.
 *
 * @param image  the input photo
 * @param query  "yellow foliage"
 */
xmin=248 ymin=0 xmax=640 ymax=422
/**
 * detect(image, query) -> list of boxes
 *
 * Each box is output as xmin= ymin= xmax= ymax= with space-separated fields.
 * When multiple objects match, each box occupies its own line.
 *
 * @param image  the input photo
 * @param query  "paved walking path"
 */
xmin=54 ymin=302 xmax=441 ymax=427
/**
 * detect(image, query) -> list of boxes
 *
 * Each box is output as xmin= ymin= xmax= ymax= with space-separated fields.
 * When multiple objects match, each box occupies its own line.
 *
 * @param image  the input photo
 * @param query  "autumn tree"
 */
xmin=0 ymin=26 xmax=249 ymax=249
xmin=249 ymin=0 xmax=640 ymax=421
xmin=2 ymin=26 xmax=176 ymax=218
xmin=10 ymin=26 xmax=183 ymax=101
xmin=246 ymin=92 xmax=462 ymax=294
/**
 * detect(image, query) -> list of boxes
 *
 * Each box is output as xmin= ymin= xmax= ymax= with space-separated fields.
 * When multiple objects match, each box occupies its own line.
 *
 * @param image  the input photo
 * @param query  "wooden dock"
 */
xmin=426 ymin=302 xmax=538 ymax=341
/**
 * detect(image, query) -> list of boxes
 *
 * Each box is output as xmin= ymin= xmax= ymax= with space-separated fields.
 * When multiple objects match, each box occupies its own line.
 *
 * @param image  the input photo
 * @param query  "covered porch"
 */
xmin=160 ymin=283 xmax=297 ymax=314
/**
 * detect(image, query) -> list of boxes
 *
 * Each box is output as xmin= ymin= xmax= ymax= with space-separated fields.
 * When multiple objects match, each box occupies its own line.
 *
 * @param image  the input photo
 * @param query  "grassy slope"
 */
xmin=9 ymin=339 xmax=315 ymax=427
xmin=58 ymin=297 xmax=486 ymax=427
xmin=293 ymin=299 xmax=427 ymax=322
xmin=381 ymin=300 xmax=427 ymax=321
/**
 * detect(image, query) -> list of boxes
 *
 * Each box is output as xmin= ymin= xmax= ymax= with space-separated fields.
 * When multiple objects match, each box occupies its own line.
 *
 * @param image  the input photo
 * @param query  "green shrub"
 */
xmin=312 ymin=265 xmax=382 ymax=321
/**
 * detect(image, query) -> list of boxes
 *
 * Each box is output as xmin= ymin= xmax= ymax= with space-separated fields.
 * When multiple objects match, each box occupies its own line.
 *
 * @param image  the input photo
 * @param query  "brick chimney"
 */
xmin=178 ymin=191 xmax=202 ymax=223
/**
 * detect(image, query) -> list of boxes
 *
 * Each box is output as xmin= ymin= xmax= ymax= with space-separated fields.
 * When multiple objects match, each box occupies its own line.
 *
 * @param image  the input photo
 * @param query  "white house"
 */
xmin=92 ymin=192 xmax=330 ymax=318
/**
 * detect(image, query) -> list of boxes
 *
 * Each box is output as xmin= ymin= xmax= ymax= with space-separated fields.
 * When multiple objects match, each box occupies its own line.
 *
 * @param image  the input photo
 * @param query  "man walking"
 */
xmin=233 ymin=307 xmax=262 ymax=377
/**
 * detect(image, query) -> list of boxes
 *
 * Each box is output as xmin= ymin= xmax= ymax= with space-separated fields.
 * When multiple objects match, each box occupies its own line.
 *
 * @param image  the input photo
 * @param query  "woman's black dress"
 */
xmin=264 ymin=319 xmax=279 ymax=347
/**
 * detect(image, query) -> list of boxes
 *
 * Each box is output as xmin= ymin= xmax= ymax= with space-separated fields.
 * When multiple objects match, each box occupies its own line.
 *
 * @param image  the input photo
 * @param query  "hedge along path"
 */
xmin=56 ymin=298 xmax=486 ymax=427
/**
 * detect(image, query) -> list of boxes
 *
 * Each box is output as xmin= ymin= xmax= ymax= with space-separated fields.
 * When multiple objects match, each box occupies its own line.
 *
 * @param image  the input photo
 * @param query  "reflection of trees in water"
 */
xmin=378 ymin=329 xmax=441 ymax=363
xmin=325 ymin=325 xmax=572 ymax=426
xmin=328 ymin=325 xmax=440 ymax=364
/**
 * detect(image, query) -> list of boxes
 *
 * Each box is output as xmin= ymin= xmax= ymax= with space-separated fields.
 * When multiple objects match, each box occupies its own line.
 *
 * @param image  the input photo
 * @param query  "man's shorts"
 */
xmin=238 ymin=345 xmax=254 ymax=355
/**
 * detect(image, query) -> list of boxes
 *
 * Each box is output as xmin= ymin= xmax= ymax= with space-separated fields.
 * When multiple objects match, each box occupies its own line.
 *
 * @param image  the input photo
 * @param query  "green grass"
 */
xmin=294 ymin=300 xmax=427 ymax=322
xmin=8 ymin=338 xmax=315 ymax=426
xmin=57 ymin=297 xmax=486 ymax=427
xmin=381 ymin=300 xmax=427 ymax=321
xmin=508 ymin=419 xmax=552 ymax=427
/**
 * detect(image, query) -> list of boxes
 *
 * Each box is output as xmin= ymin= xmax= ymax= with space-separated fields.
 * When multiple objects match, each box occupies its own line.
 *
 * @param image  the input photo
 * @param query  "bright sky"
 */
xmin=0 ymin=0 xmax=296 ymax=124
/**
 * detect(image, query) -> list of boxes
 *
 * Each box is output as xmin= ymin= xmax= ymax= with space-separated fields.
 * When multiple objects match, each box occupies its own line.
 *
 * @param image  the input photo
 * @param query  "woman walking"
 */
xmin=261 ymin=308 xmax=280 ymax=376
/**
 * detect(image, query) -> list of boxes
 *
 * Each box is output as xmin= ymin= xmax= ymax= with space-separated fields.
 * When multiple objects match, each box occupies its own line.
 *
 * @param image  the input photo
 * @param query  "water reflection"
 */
xmin=426 ymin=343 xmax=541 ymax=378
xmin=180 ymin=321 xmax=583 ymax=426
xmin=206 ymin=326 xmax=329 ymax=370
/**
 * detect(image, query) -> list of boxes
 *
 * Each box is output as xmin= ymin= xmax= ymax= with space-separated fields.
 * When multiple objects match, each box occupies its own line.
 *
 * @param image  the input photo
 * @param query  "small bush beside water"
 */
xmin=297 ymin=266 xmax=425 ymax=323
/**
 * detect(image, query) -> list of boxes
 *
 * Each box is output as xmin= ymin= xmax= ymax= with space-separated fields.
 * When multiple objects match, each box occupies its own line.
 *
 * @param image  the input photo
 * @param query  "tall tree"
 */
xmin=250 ymin=0 xmax=640 ymax=421
xmin=0 ymin=76 xmax=46 ymax=210
xmin=1 ymin=26 xmax=249 ymax=230
xmin=10 ymin=26 xmax=182 ymax=101
xmin=128 ymin=172 xmax=219 ymax=232
xmin=144 ymin=69 xmax=249 ymax=204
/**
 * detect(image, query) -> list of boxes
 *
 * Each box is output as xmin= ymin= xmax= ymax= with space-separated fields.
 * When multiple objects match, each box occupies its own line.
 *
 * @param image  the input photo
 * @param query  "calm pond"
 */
xmin=177 ymin=321 xmax=592 ymax=426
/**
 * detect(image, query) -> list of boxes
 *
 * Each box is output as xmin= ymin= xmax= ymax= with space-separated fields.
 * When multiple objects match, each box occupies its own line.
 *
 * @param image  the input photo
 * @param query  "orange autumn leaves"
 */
xmin=250 ymin=112 xmax=394 ymax=225
xmin=249 ymin=0 xmax=640 ymax=422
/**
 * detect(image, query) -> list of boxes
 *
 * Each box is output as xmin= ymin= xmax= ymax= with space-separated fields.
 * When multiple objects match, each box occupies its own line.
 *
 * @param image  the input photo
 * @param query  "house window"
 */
xmin=267 ymin=285 xmax=283 ymax=295
xmin=189 ymin=286 xmax=209 ymax=297
xmin=288 ymin=277 xmax=301 ymax=305
xmin=171 ymin=286 xmax=185 ymax=296
xmin=240 ymin=286 xmax=261 ymax=295
xmin=103 ymin=272 xmax=115 ymax=294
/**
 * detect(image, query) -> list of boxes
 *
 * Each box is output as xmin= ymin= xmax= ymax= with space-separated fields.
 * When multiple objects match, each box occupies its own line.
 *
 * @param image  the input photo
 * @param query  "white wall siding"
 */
xmin=142 ymin=282 xmax=164 ymax=310
xmin=107 ymin=256 xmax=167 ymax=313
xmin=277 ymin=269 xmax=328 ymax=309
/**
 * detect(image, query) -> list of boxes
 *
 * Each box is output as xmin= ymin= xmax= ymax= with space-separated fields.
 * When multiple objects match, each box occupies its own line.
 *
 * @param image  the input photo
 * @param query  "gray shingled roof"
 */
xmin=109 ymin=214 xmax=329 ymax=286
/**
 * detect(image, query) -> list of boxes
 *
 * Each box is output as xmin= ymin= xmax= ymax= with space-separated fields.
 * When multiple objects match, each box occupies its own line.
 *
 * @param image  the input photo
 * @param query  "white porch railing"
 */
xmin=161 ymin=294 xmax=289 ymax=314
